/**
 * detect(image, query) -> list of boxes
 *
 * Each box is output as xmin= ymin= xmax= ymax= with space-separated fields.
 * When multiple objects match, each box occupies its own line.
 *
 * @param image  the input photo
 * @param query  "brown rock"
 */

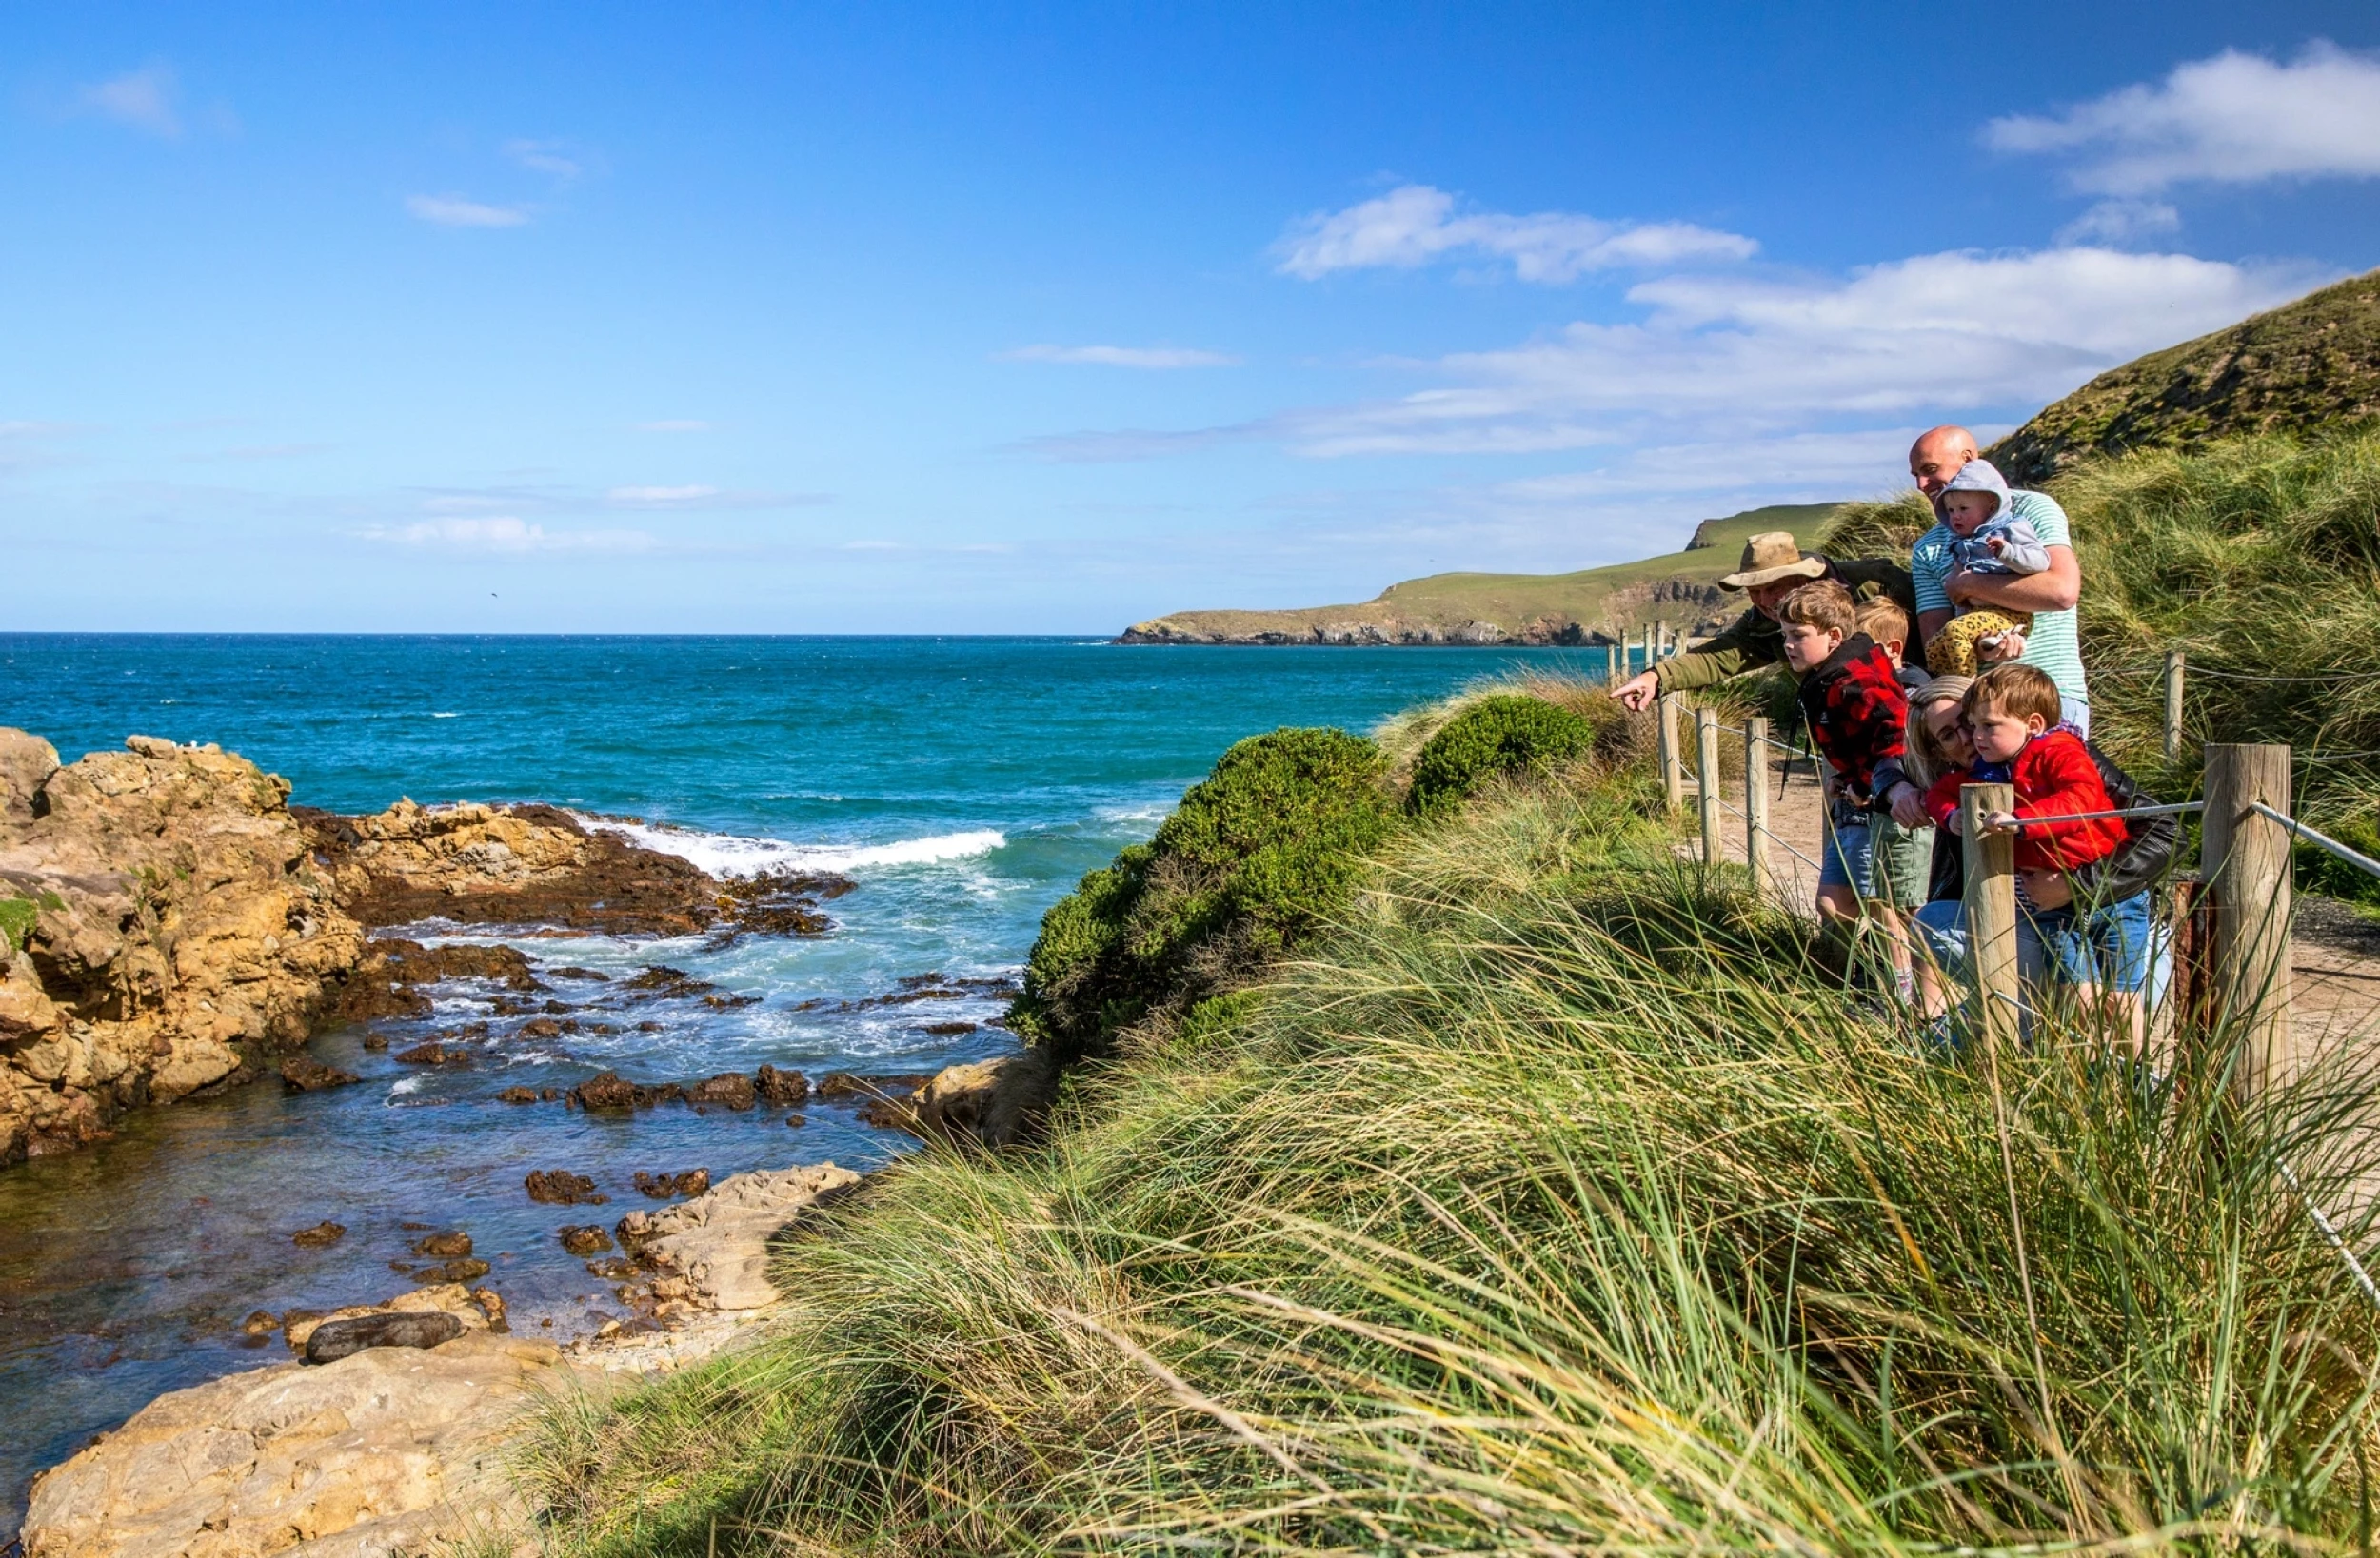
xmin=525 ymin=1168 xmax=605 ymax=1205
xmin=518 ymin=1016 xmax=563 ymax=1039
xmin=393 ymin=1039 xmax=465 ymax=1065
xmin=633 ymin=1168 xmax=710 ymax=1199
xmin=279 ymin=1053 xmax=360 ymax=1092
xmin=304 ymin=1310 xmax=464 ymax=1364
xmin=568 ymin=1069 xmax=638 ymax=1110
xmin=755 ymin=1063 xmax=808 ymax=1104
xmin=557 ymin=1224 xmax=613 ymax=1255
xmin=912 ymin=1051 xmax=1058 ymax=1150
xmin=410 ymin=1256 xmax=491 ymax=1284
xmin=411 ymin=1229 xmax=472 ymax=1258
xmin=238 ymin=1310 xmax=278 ymax=1337
xmin=0 ymin=728 xmax=366 ymax=1167
xmin=291 ymin=1220 xmax=347 ymax=1248
xmin=686 ymin=1072 xmax=755 ymax=1110
xmin=497 ymin=1085 xmax=538 ymax=1104
xmin=300 ymin=799 xmax=724 ymax=936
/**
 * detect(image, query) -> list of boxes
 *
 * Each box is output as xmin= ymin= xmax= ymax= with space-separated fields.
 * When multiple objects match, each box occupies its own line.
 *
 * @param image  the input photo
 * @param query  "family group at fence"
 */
xmin=1611 ymin=424 xmax=2170 ymax=1044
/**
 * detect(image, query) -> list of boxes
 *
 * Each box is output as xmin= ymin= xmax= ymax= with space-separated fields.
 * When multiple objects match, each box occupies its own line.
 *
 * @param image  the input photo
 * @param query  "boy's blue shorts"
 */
xmin=1816 ymin=815 xmax=1874 ymax=893
xmin=2026 ymin=890 xmax=2153 ymax=993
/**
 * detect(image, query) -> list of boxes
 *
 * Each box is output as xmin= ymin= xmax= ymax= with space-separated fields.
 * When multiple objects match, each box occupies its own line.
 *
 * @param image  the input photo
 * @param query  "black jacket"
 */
xmin=1925 ymin=741 xmax=2176 ymax=907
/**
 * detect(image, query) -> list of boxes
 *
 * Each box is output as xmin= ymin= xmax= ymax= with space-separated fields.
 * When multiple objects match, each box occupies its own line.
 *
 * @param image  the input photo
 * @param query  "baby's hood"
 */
xmin=1934 ymin=458 xmax=2011 ymax=523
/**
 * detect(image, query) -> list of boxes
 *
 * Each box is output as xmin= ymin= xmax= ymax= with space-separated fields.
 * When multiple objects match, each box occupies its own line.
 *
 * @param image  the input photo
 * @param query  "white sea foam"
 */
xmin=575 ymin=815 xmax=1005 ymax=877
xmin=387 ymin=1075 xmax=424 ymax=1096
xmin=431 ymin=711 xmax=460 ymax=719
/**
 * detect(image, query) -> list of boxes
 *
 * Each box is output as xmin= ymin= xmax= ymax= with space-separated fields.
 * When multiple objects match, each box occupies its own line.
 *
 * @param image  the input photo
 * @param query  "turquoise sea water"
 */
xmin=0 ymin=633 xmax=1617 ymax=1532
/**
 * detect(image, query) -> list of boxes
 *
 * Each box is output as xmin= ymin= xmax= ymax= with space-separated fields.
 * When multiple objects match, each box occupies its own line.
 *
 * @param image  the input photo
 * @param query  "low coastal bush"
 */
xmin=520 ymin=709 xmax=2380 ymax=1556
xmin=1403 ymin=693 xmax=1592 ymax=818
xmin=1004 ymin=725 xmax=1396 ymax=1064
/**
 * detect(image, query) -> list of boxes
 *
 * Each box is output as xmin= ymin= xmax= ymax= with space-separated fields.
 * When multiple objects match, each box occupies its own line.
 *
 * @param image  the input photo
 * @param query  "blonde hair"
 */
xmin=1854 ymin=596 xmax=1909 ymax=650
xmin=1902 ymin=674 xmax=1974 ymax=788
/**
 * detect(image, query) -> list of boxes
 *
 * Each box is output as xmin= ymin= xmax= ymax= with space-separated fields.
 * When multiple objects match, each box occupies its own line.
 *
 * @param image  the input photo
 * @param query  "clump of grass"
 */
xmin=1817 ymin=489 xmax=1934 ymax=562
xmin=515 ymin=745 xmax=2380 ymax=1556
xmin=1404 ymin=694 xmax=1595 ymax=818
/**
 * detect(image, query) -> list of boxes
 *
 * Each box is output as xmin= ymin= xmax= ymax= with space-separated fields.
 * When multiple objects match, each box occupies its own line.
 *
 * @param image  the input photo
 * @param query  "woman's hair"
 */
xmin=1902 ymin=674 xmax=1975 ymax=788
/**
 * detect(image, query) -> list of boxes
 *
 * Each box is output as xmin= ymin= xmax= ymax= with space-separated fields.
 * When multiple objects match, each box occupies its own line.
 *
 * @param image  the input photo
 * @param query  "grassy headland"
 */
xmin=518 ymin=578 xmax=2380 ymax=1552
xmin=1119 ymin=502 xmax=1839 ymax=646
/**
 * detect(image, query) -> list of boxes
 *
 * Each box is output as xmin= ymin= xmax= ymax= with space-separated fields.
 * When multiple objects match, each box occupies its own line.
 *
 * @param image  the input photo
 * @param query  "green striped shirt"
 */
xmin=1909 ymin=489 xmax=2089 ymax=708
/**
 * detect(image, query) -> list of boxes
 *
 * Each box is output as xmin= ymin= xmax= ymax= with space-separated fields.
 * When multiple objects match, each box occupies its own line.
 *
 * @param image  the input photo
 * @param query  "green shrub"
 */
xmin=1404 ymin=694 xmax=1593 ymax=818
xmin=1006 ymin=726 xmax=1396 ymax=1064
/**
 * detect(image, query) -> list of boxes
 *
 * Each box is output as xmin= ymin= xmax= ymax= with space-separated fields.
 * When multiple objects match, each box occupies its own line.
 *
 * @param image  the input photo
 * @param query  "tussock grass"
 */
xmin=514 ymin=753 xmax=2380 ymax=1555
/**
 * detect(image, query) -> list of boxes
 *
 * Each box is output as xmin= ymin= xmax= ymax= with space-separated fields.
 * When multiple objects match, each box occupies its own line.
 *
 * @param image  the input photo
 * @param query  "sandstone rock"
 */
xmin=557 ymin=1224 xmax=613 ymax=1255
xmin=0 ymin=728 xmax=367 ymax=1166
xmin=525 ymin=1168 xmax=605 ymax=1205
xmin=303 ymin=1310 xmax=465 ymax=1364
xmin=297 ymin=799 xmax=724 ymax=936
xmin=291 ymin=1220 xmax=347 ymax=1248
xmin=755 ymin=1063 xmax=808 ymax=1105
xmin=282 ymin=1281 xmax=494 ymax=1353
xmin=687 ymin=1071 xmax=755 ymax=1110
xmin=913 ymin=1050 xmax=1058 ymax=1149
xmin=278 ymin=1053 xmax=359 ymax=1093
xmin=613 ymin=1161 xmax=863 ymax=1311
xmin=24 ymin=1330 xmax=572 ymax=1558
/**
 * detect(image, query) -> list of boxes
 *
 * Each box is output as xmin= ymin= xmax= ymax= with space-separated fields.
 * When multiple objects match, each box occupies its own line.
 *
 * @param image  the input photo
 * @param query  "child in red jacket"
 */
xmin=1923 ymin=663 xmax=2147 ymax=1029
xmin=1777 ymin=581 xmax=1912 ymax=956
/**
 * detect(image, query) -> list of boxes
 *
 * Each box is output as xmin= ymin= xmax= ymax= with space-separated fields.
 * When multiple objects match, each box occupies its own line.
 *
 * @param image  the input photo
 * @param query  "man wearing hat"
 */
xmin=1609 ymin=532 xmax=1920 ymax=711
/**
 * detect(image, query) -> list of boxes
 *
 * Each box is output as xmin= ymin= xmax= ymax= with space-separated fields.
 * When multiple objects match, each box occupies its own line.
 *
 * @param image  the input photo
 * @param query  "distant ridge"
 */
xmin=1990 ymin=268 xmax=2380 ymax=486
xmin=1118 ymin=503 xmax=1842 ymax=647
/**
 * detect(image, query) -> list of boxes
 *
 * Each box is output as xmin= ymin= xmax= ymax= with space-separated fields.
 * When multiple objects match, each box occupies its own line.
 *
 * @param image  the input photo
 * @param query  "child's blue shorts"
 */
xmin=2025 ymin=890 xmax=2153 ymax=993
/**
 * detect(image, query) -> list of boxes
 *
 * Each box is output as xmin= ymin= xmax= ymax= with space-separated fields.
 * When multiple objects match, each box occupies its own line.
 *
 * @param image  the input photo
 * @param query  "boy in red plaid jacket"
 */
xmin=1776 ymin=582 xmax=1913 ymax=963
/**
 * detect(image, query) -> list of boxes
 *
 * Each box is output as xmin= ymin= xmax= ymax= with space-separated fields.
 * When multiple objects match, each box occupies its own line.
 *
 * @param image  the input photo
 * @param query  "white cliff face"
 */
xmin=0 ymin=729 xmax=366 ymax=1164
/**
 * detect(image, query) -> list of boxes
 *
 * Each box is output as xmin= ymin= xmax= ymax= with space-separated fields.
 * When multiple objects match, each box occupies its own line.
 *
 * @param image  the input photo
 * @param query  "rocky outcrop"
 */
xmin=911 ymin=1051 xmax=1058 ymax=1149
xmin=614 ymin=1161 xmax=863 ymax=1311
xmin=21 ymin=1330 xmax=574 ymax=1558
xmin=0 ymin=730 xmax=367 ymax=1165
xmin=297 ymin=799 xmax=721 ymax=936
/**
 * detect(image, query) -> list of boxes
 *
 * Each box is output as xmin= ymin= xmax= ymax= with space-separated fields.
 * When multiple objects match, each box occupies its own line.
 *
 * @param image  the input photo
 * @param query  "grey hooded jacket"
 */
xmin=1938 ymin=458 xmax=2050 ymax=577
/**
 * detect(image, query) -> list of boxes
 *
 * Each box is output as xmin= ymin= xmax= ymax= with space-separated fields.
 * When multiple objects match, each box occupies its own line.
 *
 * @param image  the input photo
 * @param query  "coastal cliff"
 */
xmin=1117 ymin=501 xmax=1837 ymax=646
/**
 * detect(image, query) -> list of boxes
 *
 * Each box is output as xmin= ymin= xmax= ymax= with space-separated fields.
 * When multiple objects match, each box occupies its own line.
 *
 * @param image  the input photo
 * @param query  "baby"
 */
xmin=1937 ymin=458 xmax=2049 ymax=578
xmin=1926 ymin=458 xmax=2044 ymax=676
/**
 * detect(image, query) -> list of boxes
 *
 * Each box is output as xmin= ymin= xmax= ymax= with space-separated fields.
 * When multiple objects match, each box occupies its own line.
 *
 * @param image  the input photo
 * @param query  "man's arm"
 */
xmin=1612 ymin=608 xmax=1762 ymax=706
xmin=1945 ymin=544 xmax=2079 ymax=613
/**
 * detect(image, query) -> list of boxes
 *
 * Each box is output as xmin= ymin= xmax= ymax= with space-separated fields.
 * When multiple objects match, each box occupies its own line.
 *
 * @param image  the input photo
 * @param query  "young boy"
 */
xmin=1778 ymin=582 xmax=1911 ymax=943
xmin=1922 ymin=663 xmax=2144 ymax=1018
xmin=1853 ymin=598 xmax=1931 ymax=998
xmin=1926 ymin=459 xmax=2045 ymax=676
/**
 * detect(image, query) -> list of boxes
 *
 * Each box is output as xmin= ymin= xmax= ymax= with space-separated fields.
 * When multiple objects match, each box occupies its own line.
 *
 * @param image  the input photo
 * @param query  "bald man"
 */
xmin=1885 ymin=425 xmax=2091 ymax=828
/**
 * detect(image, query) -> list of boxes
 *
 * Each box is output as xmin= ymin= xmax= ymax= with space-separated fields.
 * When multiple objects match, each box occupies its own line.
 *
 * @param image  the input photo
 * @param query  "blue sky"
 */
xmin=6 ymin=2 xmax=2378 ymax=632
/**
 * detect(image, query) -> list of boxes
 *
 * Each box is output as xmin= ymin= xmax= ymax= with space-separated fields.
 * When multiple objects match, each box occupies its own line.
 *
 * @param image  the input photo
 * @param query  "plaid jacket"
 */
xmin=1792 ymin=634 xmax=1909 ymax=805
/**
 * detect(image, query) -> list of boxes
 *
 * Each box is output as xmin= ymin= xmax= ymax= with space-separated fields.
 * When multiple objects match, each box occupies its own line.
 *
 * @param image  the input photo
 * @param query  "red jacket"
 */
xmin=1793 ymin=635 xmax=1908 ymax=803
xmin=1922 ymin=729 xmax=2127 ymax=872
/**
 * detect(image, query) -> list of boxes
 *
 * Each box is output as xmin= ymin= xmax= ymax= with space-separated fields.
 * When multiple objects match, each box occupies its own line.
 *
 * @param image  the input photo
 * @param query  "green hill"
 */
xmin=1118 ymin=502 xmax=1840 ymax=646
xmin=1989 ymin=267 xmax=2380 ymax=486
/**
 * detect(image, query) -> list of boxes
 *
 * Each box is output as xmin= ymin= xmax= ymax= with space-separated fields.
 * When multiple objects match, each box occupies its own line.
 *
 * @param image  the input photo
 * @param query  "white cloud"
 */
xmin=1002 ymin=344 xmax=1240 ymax=368
xmin=406 ymin=194 xmax=531 ymax=228
xmin=1989 ymin=43 xmax=2380 ymax=194
xmin=635 ymin=420 xmax=711 ymax=433
xmin=606 ymin=484 xmax=719 ymax=505
xmin=1028 ymin=245 xmax=2326 ymax=464
xmin=506 ymin=139 xmax=585 ymax=179
xmin=362 ymin=517 xmax=654 ymax=553
xmin=1285 ymin=247 xmax=2322 ymax=456
xmin=2055 ymin=199 xmax=2181 ymax=246
xmin=80 ymin=65 xmax=181 ymax=138
xmin=1277 ymin=184 xmax=1756 ymax=283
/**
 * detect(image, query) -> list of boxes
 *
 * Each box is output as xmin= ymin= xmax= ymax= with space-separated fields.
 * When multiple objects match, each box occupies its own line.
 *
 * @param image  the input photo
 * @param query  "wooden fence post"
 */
xmin=2203 ymin=743 xmax=2294 ymax=1101
xmin=1638 ymin=623 xmax=1652 ymax=674
xmin=1696 ymin=708 xmax=1721 ymax=866
xmin=2163 ymin=650 xmax=2186 ymax=760
xmin=1656 ymin=695 xmax=1683 ymax=812
xmin=1655 ymin=620 xmax=1668 ymax=660
xmin=1745 ymin=717 xmax=1771 ymax=897
xmin=1961 ymin=782 xmax=2020 ymax=1047
xmin=1605 ymin=640 xmax=1620 ymax=690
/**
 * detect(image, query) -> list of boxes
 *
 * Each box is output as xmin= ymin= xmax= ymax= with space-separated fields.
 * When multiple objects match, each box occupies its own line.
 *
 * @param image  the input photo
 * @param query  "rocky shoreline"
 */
xmin=2 ymin=723 xmax=1061 ymax=1556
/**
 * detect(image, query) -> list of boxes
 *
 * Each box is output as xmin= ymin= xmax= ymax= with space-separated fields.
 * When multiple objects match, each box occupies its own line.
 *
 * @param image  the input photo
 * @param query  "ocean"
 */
xmin=0 ymin=633 xmax=1617 ymax=1528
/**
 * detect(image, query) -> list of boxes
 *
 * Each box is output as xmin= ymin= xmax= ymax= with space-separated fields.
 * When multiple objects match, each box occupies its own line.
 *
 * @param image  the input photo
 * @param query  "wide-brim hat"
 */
xmin=1716 ymin=531 xmax=1827 ymax=590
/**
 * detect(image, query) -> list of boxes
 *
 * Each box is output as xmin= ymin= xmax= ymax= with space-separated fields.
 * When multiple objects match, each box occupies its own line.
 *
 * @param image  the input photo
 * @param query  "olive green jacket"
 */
xmin=1651 ymin=556 xmax=1921 ymax=693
